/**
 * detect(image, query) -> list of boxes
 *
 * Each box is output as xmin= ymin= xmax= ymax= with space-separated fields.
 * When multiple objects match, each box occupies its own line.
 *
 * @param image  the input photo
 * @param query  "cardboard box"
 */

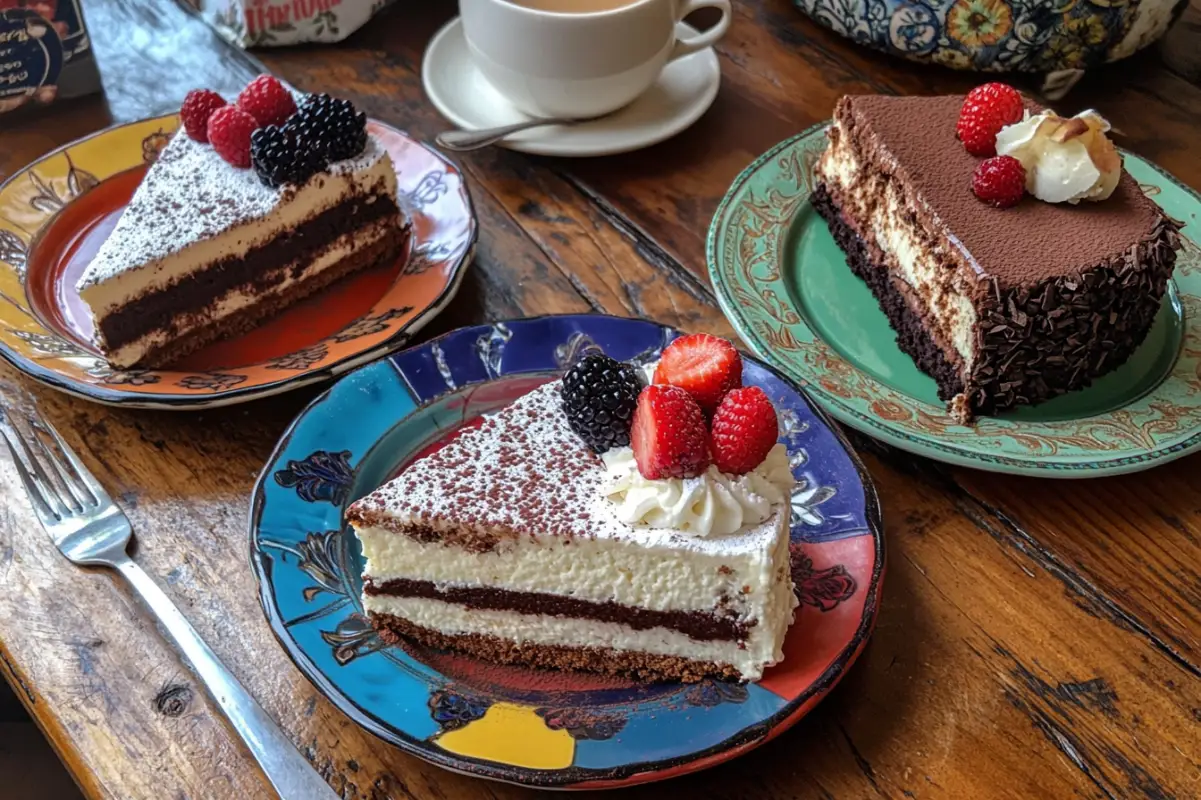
xmin=188 ymin=0 xmax=392 ymax=48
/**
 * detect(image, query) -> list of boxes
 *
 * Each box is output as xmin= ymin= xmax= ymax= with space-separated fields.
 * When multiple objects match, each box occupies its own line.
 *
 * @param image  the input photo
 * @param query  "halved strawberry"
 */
xmin=653 ymin=333 xmax=742 ymax=414
xmin=630 ymin=384 xmax=710 ymax=480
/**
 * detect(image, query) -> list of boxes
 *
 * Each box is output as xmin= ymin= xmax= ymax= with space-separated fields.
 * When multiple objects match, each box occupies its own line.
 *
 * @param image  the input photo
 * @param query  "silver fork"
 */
xmin=0 ymin=406 xmax=340 ymax=800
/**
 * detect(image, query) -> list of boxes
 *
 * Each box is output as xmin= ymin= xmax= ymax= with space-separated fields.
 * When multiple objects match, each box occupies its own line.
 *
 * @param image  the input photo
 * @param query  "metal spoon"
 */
xmin=435 ymin=116 xmax=598 ymax=151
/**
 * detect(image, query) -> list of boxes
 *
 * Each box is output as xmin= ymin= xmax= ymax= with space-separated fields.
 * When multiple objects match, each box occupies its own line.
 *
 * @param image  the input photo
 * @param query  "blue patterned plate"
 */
xmin=250 ymin=314 xmax=884 ymax=788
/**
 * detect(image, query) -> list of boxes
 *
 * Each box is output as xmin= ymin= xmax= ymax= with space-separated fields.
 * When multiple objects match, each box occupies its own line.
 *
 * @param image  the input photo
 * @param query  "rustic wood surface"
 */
xmin=1 ymin=0 xmax=1200 ymax=798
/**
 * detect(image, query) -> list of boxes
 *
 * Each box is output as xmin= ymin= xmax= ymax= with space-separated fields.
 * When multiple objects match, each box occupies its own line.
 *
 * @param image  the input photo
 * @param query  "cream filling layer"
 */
xmin=363 ymin=575 xmax=794 ymax=681
xmin=81 ymin=153 xmax=398 ymax=320
xmin=818 ymin=128 xmax=978 ymax=369
xmin=357 ymin=507 xmax=791 ymax=618
xmin=105 ymin=219 xmax=394 ymax=367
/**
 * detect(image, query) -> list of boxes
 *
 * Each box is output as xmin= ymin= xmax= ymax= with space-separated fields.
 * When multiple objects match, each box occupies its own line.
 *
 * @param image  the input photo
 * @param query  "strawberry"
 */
xmin=180 ymin=89 xmax=227 ymax=143
xmin=653 ymin=333 xmax=742 ymax=414
xmin=710 ymin=387 xmax=780 ymax=475
xmin=630 ymin=385 xmax=710 ymax=480
xmin=236 ymin=75 xmax=297 ymax=127
xmin=972 ymin=155 xmax=1026 ymax=208
xmin=207 ymin=105 xmax=259 ymax=168
xmin=956 ymin=82 xmax=1024 ymax=157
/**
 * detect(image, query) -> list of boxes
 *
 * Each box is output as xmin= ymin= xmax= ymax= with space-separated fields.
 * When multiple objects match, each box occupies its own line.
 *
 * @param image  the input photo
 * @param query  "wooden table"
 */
xmin=2 ymin=1 xmax=1199 ymax=798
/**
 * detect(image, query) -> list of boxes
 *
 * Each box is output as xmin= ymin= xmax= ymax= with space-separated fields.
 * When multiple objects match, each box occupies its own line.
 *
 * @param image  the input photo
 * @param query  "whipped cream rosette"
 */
xmin=600 ymin=444 xmax=794 ymax=537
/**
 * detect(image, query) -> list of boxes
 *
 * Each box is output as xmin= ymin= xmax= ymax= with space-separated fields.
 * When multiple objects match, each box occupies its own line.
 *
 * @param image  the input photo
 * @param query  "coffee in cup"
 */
xmin=459 ymin=0 xmax=732 ymax=119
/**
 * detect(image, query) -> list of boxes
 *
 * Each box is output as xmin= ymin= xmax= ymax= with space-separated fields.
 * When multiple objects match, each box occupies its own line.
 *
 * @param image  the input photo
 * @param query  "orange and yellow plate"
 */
xmin=0 ymin=115 xmax=475 ymax=408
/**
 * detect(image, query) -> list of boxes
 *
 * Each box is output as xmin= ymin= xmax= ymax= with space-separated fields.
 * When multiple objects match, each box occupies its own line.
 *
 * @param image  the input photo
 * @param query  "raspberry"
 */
xmin=236 ymin=75 xmax=297 ymax=128
xmin=560 ymin=353 xmax=644 ymax=453
xmin=956 ymin=83 xmax=1024 ymax=157
xmin=709 ymin=387 xmax=780 ymax=475
xmin=630 ymin=385 xmax=710 ymax=480
xmin=286 ymin=93 xmax=367 ymax=163
xmin=972 ymin=155 xmax=1026 ymax=208
xmin=653 ymin=333 xmax=742 ymax=415
xmin=206 ymin=106 xmax=258 ymax=168
xmin=180 ymin=89 xmax=226 ymax=143
xmin=251 ymin=124 xmax=322 ymax=188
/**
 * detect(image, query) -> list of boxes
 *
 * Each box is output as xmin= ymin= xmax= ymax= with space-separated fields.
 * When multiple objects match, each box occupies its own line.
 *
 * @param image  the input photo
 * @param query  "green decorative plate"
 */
xmin=708 ymin=122 xmax=1201 ymax=477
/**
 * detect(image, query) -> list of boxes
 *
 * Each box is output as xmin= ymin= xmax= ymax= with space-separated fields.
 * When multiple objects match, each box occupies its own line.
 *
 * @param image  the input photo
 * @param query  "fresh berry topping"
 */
xmin=653 ymin=333 xmax=743 ymax=414
xmin=956 ymin=83 xmax=1024 ymax=157
xmin=286 ymin=93 xmax=368 ymax=163
xmin=709 ymin=387 xmax=779 ymax=475
xmin=630 ymin=385 xmax=711 ymax=480
xmin=972 ymin=155 xmax=1026 ymax=208
xmin=180 ymin=89 xmax=226 ymax=143
xmin=251 ymin=125 xmax=322 ymax=188
xmin=560 ymin=353 xmax=645 ymax=454
xmin=206 ymin=106 xmax=258 ymax=168
xmin=236 ymin=75 xmax=297 ymax=127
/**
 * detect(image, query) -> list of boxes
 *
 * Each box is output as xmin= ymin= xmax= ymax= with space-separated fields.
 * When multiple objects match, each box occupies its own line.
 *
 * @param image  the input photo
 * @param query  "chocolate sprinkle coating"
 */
xmin=968 ymin=218 xmax=1179 ymax=415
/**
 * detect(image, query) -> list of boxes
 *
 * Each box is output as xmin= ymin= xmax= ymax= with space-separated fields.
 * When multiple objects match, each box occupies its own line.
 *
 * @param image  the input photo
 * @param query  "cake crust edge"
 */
xmin=368 ymin=611 xmax=744 ymax=684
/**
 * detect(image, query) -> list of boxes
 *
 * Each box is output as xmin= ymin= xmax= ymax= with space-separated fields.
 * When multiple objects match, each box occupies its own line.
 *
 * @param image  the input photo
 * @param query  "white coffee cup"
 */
xmin=459 ymin=0 xmax=732 ymax=119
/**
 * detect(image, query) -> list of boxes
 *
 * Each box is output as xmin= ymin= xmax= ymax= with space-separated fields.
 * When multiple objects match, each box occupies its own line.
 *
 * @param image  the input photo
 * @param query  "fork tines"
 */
xmin=0 ymin=406 xmax=101 ymax=520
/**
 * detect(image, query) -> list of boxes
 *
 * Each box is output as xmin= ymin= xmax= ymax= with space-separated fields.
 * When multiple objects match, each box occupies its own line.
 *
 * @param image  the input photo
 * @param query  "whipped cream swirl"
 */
xmin=994 ymin=110 xmax=1122 ymax=205
xmin=599 ymin=444 xmax=794 ymax=538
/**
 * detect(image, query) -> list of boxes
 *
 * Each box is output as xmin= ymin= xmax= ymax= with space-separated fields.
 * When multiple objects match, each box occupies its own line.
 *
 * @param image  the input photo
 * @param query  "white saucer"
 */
xmin=422 ymin=17 xmax=722 ymax=157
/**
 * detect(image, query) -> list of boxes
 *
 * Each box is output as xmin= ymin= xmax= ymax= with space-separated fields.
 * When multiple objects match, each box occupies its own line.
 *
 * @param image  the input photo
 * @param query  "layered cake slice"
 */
xmin=814 ymin=86 xmax=1181 ymax=420
xmin=348 ymin=336 xmax=798 ymax=682
xmin=77 ymin=76 xmax=406 ymax=368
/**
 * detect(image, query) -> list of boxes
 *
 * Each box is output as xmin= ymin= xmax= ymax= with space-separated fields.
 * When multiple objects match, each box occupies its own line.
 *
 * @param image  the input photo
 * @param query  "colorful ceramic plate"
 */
xmin=0 ymin=115 xmax=475 ymax=408
xmin=708 ymin=122 xmax=1201 ymax=477
xmin=250 ymin=314 xmax=884 ymax=788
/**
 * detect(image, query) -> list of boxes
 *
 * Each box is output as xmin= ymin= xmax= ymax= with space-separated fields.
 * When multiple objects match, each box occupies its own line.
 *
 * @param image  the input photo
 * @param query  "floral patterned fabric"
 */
xmin=795 ymin=0 xmax=1188 ymax=72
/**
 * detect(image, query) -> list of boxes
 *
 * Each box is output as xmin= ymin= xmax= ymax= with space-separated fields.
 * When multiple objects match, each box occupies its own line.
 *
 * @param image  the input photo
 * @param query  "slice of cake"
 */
xmin=77 ymin=77 xmax=405 ymax=369
xmin=814 ymin=87 xmax=1181 ymax=420
xmin=348 ymin=336 xmax=798 ymax=682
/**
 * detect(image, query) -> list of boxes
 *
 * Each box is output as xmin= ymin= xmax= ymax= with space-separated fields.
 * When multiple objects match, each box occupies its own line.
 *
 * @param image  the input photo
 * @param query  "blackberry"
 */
xmin=250 ymin=125 xmax=320 ymax=188
xmin=281 ymin=114 xmax=332 ymax=173
xmin=289 ymin=93 xmax=367 ymax=163
xmin=560 ymin=353 xmax=645 ymax=454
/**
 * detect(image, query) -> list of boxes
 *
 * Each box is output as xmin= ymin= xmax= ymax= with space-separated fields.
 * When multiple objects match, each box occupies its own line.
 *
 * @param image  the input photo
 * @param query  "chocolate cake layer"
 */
xmin=99 ymin=191 xmax=401 ymax=349
xmin=812 ymin=183 xmax=965 ymax=402
xmin=370 ymin=611 xmax=741 ymax=683
xmin=133 ymin=227 xmax=404 ymax=368
xmin=364 ymin=577 xmax=753 ymax=642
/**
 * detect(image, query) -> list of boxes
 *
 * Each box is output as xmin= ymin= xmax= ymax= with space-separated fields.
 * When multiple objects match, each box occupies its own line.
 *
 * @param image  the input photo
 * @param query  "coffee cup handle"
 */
xmin=668 ymin=0 xmax=732 ymax=63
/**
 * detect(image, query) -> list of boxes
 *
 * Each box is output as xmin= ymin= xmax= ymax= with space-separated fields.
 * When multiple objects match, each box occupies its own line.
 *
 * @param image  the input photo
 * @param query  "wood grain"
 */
xmin=0 ymin=0 xmax=1198 ymax=798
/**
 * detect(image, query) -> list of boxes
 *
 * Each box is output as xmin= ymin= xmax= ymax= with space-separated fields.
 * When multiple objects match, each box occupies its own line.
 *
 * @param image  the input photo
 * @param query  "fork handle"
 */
xmin=116 ymin=556 xmax=340 ymax=800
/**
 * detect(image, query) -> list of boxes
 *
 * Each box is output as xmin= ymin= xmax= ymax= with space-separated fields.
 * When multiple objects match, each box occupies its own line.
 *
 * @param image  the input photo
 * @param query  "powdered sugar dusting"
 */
xmin=76 ymin=130 xmax=388 ymax=291
xmin=352 ymin=381 xmax=785 ymax=557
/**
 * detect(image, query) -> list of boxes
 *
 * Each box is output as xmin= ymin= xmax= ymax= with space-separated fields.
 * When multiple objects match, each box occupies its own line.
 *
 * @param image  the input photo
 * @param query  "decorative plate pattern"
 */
xmin=250 ymin=314 xmax=884 ymax=788
xmin=793 ymin=0 xmax=1189 ymax=74
xmin=708 ymin=122 xmax=1201 ymax=476
xmin=0 ymin=115 xmax=475 ymax=408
